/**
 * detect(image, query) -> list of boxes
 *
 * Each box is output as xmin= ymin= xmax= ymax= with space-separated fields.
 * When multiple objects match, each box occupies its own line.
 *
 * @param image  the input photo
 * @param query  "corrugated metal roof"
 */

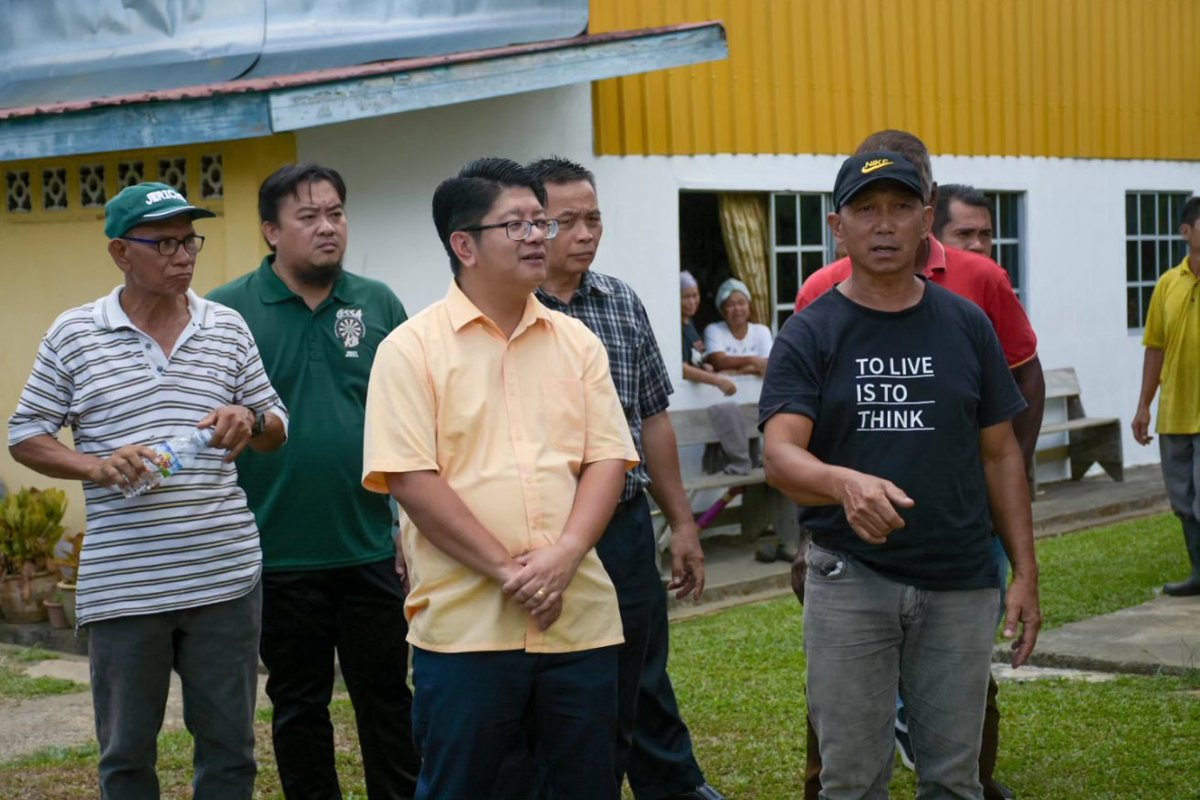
xmin=0 ymin=22 xmax=727 ymax=161
xmin=2 ymin=26 xmax=693 ymax=121
xmin=0 ymin=0 xmax=588 ymax=109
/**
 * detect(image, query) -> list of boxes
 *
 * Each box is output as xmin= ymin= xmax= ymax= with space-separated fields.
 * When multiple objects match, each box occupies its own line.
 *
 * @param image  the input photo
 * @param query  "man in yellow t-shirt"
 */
xmin=362 ymin=158 xmax=637 ymax=800
xmin=1133 ymin=195 xmax=1200 ymax=596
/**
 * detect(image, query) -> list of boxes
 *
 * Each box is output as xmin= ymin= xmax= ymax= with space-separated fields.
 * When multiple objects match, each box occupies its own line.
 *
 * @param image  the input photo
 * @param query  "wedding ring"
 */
xmin=534 ymin=588 xmax=547 ymax=600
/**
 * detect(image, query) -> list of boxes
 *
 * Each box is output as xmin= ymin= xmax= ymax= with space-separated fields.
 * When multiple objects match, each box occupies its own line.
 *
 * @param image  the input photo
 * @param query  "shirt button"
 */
xmin=156 ymin=367 xmax=164 ymax=374
xmin=144 ymin=343 xmax=151 ymax=350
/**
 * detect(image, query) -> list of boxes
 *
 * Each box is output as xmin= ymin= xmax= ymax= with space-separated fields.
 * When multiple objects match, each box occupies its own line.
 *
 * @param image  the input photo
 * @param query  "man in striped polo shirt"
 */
xmin=8 ymin=182 xmax=288 ymax=799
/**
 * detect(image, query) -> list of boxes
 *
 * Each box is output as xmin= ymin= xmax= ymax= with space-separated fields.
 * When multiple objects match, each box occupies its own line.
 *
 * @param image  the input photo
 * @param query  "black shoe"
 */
xmin=1163 ymin=576 xmax=1200 ymax=596
xmin=754 ymin=545 xmax=778 ymax=563
xmin=776 ymin=542 xmax=800 ymax=562
xmin=894 ymin=718 xmax=916 ymax=771
xmin=664 ymin=784 xmax=727 ymax=800
xmin=984 ymin=777 xmax=1017 ymax=799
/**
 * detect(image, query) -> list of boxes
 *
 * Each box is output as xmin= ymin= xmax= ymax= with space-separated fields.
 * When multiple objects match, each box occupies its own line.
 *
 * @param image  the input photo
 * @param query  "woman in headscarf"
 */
xmin=703 ymin=278 xmax=773 ymax=376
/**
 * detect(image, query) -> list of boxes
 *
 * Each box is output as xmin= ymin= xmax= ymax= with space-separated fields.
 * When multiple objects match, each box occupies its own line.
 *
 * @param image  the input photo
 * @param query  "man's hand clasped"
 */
xmin=502 ymin=542 xmax=586 ymax=632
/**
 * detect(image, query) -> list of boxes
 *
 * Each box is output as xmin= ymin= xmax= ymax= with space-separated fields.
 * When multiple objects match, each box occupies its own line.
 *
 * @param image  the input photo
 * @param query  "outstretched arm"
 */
xmin=763 ymin=413 xmax=914 ymax=545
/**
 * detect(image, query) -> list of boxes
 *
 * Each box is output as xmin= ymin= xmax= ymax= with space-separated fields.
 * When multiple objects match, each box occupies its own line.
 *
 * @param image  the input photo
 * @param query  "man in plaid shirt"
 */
xmin=524 ymin=157 xmax=722 ymax=800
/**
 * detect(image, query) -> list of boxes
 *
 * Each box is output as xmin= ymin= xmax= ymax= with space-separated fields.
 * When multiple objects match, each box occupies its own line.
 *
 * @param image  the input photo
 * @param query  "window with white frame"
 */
xmin=982 ymin=191 xmax=1024 ymax=302
xmin=1125 ymin=191 xmax=1191 ymax=330
xmin=770 ymin=192 xmax=837 ymax=331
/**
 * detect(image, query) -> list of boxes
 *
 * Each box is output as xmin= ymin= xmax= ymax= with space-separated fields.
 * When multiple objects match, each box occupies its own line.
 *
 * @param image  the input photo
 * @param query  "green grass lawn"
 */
xmin=0 ymin=512 xmax=1196 ymax=799
xmin=0 ymin=646 xmax=85 ymax=701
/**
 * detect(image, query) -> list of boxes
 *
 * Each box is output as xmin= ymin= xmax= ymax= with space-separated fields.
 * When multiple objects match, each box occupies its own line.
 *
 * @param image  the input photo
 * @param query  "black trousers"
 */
xmin=610 ymin=494 xmax=705 ymax=799
xmin=260 ymin=558 xmax=420 ymax=800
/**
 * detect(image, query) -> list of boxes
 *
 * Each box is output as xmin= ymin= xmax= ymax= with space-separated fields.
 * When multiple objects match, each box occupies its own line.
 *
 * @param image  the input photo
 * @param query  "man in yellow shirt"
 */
xmin=362 ymin=157 xmax=637 ymax=799
xmin=1133 ymin=195 xmax=1200 ymax=596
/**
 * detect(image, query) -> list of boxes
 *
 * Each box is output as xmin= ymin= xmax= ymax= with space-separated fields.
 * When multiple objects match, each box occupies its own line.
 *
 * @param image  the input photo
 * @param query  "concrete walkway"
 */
xmin=1026 ymin=594 xmax=1199 ymax=676
xmin=0 ymin=645 xmax=269 ymax=764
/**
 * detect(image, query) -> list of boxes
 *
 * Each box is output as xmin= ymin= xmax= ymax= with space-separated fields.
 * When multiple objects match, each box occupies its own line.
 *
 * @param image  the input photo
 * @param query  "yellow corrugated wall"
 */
xmin=591 ymin=0 xmax=1197 ymax=159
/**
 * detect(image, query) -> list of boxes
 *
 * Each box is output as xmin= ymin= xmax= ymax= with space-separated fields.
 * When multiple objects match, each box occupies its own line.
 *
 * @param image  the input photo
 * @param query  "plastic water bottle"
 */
xmin=123 ymin=428 xmax=214 ymax=499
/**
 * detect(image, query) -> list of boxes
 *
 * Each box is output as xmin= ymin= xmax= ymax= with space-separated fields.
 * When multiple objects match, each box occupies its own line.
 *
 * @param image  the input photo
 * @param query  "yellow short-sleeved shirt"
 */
xmin=363 ymin=280 xmax=638 ymax=653
xmin=1143 ymin=257 xmax=1200 ymax=434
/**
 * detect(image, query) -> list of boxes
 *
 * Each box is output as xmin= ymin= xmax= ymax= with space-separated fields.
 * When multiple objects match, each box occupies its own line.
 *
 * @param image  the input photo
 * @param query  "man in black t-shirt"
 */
xmin=760 ymin=151 xmax=1041 ymax=799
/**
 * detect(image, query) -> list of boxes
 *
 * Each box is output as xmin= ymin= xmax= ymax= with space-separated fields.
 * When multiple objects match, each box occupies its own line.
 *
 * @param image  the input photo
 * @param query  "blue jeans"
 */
xmin=88 ymin=581 xmax=262 ymax=800
xmin=804 ymin=546 xmax=998 ymax=800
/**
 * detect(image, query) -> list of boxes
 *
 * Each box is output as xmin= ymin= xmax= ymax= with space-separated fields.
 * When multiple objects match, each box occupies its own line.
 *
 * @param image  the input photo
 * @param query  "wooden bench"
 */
xmin=652 ymin=402 xmax=777 ymax=560
xmin=1034 ymin=367 xmax=1123 ymax=489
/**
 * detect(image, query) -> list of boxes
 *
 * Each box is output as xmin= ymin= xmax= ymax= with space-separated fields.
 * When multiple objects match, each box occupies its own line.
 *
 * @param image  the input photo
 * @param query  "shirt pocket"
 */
xmin=541 ymin=379 xmax=586 ymax=454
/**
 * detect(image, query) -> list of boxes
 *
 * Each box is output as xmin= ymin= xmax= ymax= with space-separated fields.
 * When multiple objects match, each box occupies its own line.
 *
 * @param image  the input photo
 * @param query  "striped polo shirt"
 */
xmin=7 ymin=286 xmax=288 ymax=627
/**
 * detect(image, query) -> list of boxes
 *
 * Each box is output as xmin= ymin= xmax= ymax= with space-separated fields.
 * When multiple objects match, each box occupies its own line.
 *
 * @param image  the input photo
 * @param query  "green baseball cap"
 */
xmin=103 ymin=182 xmax=216 ymax=239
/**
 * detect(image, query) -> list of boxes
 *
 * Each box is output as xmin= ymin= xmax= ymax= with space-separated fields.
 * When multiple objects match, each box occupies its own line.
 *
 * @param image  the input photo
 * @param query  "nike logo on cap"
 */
xmin=861 ymin=158 xmax=894 ymax=174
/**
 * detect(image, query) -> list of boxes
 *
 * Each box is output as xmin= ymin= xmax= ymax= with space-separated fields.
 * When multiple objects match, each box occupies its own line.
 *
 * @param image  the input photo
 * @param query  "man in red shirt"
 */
xmin=793 ymin=131 xmax=1044 ymax=800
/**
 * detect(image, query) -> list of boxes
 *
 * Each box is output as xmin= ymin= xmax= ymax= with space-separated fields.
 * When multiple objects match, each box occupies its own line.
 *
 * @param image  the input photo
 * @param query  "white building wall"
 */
xmin=297 ymin=85 xmax=1200 ymax=470
xmin=296 ymin=85 xmax=597 ymax=316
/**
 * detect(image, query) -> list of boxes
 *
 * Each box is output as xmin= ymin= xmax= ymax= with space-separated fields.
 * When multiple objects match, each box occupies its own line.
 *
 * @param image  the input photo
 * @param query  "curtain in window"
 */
xmin=717 ymin=192 xmax=771 ymax=325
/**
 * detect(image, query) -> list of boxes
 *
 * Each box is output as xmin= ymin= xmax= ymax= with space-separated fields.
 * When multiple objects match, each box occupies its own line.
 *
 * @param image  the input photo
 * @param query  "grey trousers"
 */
xmin=88 ymin=581 xmax=262 ymax=800
xmin=804 ymin=546 xmax=998 ymax=800
xmin=1159 ymin=433 xmax=1200 ymax=521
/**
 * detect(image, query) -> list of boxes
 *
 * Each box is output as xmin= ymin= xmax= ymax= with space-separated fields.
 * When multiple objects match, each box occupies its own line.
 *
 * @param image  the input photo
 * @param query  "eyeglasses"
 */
xmin=459 ymin=219 xmax=559 ymax=241
xmin=122 ymin=234 xmax=206 ymax=256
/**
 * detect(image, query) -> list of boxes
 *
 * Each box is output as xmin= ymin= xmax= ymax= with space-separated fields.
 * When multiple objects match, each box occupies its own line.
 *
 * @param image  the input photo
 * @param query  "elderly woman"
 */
xmin=681 ymin=271 xmax=737 ymax=395
xmin=703 ymin=278 xmax=773 ymax=376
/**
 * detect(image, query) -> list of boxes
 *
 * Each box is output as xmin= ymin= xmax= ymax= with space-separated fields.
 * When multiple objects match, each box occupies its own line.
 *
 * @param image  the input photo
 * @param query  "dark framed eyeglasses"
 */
xmin=459 ymin=219 xmax=559 ymax=241
xmin=122 ymin=234 xmax=206 ymax=256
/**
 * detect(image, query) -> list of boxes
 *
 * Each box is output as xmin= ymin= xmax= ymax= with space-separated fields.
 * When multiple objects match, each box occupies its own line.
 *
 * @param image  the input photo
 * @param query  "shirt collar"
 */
xmin=922 ymin=235 xmax=948 ymax=275
xmin=94 ymin=285 xmax=212 ymax=331
xmin=256 ymin=254 xmax=355 ymax=305
xmin=1178 ymin=255 xmax=1200 ymax=280
xmin=444 ymin=279 xmax=554 ymax=333
xmin=534 ymin=269 xmax=615 ymax=307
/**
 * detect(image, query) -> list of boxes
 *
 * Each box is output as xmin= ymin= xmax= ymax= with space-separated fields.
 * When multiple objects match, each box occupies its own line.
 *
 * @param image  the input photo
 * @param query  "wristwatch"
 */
xmin=250 ymin=410 xmax=267 ymax=437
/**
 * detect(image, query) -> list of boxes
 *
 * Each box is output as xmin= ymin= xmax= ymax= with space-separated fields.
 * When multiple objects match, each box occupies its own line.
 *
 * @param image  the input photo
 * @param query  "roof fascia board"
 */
xmin=268 ymin=24 xmax=726 ymax=132
xmin=0 ymin=94 xmax=272 ymax=162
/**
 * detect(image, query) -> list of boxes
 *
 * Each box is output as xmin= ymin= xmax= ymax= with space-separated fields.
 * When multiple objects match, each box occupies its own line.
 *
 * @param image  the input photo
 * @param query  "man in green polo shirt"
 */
xmin=209 ymin=162 xmax=420 ymax=799
xmin=1133 ymin=194 xmax=1200 ymax=597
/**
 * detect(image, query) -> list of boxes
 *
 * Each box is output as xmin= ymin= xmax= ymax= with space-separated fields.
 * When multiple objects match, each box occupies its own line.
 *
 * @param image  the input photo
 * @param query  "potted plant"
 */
xmin=52 ymin=531 xmax=84 ymax=628
xmin=0 ymin=487 xmax=68 ymax=623
xmin=43 ymin=589 xmax=70 ymax=629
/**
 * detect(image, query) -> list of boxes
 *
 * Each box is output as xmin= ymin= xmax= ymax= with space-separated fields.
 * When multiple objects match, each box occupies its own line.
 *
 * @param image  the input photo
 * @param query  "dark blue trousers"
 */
xmin=492 ymin=494 xmax=705 ymax=799
xmin=411 ymin=645 xmax=619 ymax=800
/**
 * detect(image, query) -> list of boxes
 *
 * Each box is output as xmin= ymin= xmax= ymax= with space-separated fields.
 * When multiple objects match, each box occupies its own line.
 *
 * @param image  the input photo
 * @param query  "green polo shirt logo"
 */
xmin=336 ymin=308 xmax=366 ymax=355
